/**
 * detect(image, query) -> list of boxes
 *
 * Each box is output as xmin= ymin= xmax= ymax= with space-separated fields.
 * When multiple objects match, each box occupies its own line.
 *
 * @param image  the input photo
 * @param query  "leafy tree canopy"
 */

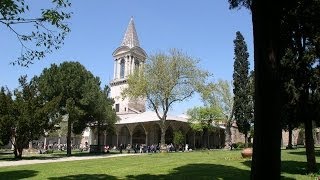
xmin=0 ymin=87 xmax=14 ymax=146
xmin=232 ymin=31 xmax=252 ymax=143
xmin=38 ymin=61 xmax=103 ymax=156
xmin=0 ymin=75 xmax=60 ymax=158
xmin=0 ymin=0 xmax=72 ymax=66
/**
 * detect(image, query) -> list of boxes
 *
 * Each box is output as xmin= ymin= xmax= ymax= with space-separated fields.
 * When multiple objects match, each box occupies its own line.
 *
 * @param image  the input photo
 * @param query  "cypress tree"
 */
xmin=233 ymin=31 xmax=252 ymax=147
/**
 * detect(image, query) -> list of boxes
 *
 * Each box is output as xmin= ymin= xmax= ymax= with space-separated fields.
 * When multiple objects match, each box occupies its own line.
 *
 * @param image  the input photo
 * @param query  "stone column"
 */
xmin=117 ymin=59 xmax=121 ymax=79
xmin=58 ymin=134 xmax=61 ymax=150
xmin=116 ymin=133 xmax=119 ymax=147
xmin=184 ymin=133 xmax=187 ymax=145
xmin=145 ymin=132 xmax=148 ymax=145
xmin=114 ymin=59 xmax=117 ymax=79
xmin=131 ymin=56 xmax=134 ymax=73
xmin=29 ymin=141 xmax=33 ymax=149
xmin=130 ymin=133 xmax=133 ymax=145
xmin=125 ymin=56 xmax=130 ymax=77
xmin=104 ymin=130 xmax=107 ymax=145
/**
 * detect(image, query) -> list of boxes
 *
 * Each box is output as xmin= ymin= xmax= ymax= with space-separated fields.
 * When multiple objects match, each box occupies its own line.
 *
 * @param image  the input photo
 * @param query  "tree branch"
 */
xmin=147 ymin=95 xmax=163 ymax=120
xmin=168 ymin=90 xmax=195 ymax=108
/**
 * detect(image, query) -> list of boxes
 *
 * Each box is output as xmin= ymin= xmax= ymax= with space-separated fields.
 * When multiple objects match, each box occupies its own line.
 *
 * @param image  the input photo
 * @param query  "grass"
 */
xmin=0 ymin=148 xmax=319 ymax=179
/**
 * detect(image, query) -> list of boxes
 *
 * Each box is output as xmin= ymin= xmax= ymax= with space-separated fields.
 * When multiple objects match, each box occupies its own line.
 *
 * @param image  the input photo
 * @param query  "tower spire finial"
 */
xmin=121 ymin=17 xmax=140 ymax=48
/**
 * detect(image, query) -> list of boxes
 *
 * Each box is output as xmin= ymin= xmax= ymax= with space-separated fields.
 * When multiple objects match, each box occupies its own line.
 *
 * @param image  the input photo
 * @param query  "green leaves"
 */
xmin=0 ymin=87 xmax=14 ymax=146
xmin=38 ymin=61 xmax=116 ymax=155
xmin=0 ymin=0 xmax=72 ymax=66
xmin=232 ymin=31 xmax=252 ymax=136
xmin=187 ymin=106 xmax=224 ymax=131
xmin=124 ymin=48 xmax=209 ymax=120
xmin=0 ymin=75 xmax=61 ymax=157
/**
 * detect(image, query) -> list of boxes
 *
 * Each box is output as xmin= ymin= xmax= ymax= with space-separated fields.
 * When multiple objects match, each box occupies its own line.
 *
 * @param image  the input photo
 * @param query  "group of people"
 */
xmin=118 ymin=143 xmax=160 ymax=154
xmin=118 ymin=143 xmax=190 ymax=153
xmin=166 ymin=143 xmax=189 ymax=152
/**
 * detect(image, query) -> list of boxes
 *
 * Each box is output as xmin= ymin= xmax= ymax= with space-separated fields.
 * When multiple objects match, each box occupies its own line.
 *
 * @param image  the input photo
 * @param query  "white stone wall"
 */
xmin=110 ymin=83 xmax=130 ymax=114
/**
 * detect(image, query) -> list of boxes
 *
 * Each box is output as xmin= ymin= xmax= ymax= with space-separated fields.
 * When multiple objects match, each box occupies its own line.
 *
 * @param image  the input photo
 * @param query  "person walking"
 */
xmin=119 ymin=143 xmax=123 ymax=154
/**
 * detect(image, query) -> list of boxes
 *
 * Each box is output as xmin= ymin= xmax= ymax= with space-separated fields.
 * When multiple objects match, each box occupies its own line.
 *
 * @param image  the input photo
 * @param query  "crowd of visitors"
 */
xmin=117 ymin=143 xmax=190 ymax=154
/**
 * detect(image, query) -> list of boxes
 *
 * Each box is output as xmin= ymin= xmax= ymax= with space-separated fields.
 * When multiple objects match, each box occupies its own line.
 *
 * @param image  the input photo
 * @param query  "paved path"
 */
xmin=0 ymin=153 xmax=141 ymax=167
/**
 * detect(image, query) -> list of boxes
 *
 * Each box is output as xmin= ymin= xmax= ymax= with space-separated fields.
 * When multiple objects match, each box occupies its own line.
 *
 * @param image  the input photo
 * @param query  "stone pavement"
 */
xmin=0 ymin=153 xmax=141 ymax=167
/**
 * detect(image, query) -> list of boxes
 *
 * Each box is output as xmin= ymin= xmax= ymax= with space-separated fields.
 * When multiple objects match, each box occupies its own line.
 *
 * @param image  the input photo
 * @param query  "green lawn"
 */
xmin=0 ymin=148 xmax=319 ymax=179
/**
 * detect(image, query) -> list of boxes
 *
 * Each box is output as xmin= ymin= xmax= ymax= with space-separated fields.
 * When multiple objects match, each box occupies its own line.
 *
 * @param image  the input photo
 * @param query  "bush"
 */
xmin=232 ymin=142 xmax=245 ymax=149
xmin=173 ymin=131 xmax=184 ymax=146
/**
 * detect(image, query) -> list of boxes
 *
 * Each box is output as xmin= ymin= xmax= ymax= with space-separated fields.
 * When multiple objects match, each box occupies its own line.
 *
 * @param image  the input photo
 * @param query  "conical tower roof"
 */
xmin=121 ymin=17 xmax=140 ymax=48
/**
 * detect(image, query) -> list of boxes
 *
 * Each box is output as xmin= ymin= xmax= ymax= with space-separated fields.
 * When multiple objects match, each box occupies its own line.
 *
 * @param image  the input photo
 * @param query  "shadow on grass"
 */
xmin=287 ymin=149 xmax=320 ymax=157
xmin=48 ymin=174 xmax=118 ymax=180
xmin=0 ymin=170 xmax=38 ymax=179
xmin=281 ymin=160 xmax=320 ymax=175
xmin=242 ymin=159 xmax=317 ymax=178
xmin=126 ymin=163 xmax=250 ymax=180
xmin=0 ymin=151 xmax=119 ymax=161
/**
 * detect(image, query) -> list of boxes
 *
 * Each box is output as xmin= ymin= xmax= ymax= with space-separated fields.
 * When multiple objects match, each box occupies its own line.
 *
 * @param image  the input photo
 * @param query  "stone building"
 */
xmin=87 ymin=17 xmax=225 ymax=150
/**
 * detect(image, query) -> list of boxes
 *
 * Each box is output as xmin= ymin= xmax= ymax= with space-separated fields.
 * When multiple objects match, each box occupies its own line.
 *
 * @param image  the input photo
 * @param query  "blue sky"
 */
xmin=0 ymin=0 xmax=253 ymax=115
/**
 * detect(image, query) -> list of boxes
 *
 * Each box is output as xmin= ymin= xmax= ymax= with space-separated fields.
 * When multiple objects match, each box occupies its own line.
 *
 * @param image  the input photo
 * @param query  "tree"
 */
xmin=38 ymin=61 xmax=102 ymax=156
xmin=91 ymin=86 xmax=117 ymax=153
xmin=4 ymin=76 xmax=60 ymax=158
xmin=0 ymin=87 xmax=14 ymax=146
xmin=187 ymin=106 xmax=223 ymax=149
xmin=229 ymin=0 xmax=293 ymax=178
xmin=173 ymin=130 xmax=184 ymax=149
xmin=123 ymin=49 xmax=210 ymax=149
xmin=232 ymin=31 xmax=252 ymax=147
xmin=0 ymin=0 xmax=72 ymax=66
xmin=278 ymin=1 xmax=320 ymax=171
xmin=200 ymin=79 xmax=234 ymax=149
xmin=280 ymin=50 xmax=300 ymax=150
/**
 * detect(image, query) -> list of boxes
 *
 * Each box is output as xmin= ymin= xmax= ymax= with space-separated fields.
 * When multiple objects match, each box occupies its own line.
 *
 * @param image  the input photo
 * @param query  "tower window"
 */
xmin=120 ymin=59 xmax=125 ymax=78
xmin=115 ymin=104 xmax=119 ymax=112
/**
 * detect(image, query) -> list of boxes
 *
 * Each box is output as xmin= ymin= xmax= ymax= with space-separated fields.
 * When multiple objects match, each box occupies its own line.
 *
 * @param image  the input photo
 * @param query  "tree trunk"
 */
xmin=244 ymin=133 xmax=248 ymax=148
xmin=14 ymin=145 xmax=23 ymax=159
xmin=251 ymin=0 xmax=284 ymax=179
xmin=160 ymin=127 xmax=166 ymax=150
xmin=159 ymin=120 xmax=166 ymax=151
xmin=224 ymin=122 xmax=232 ymax=150
xmin=287 ymin=124 xmax=293 ymax=149
xmin=304 ymin=119 xmax=317 ymax=172
xmin=67 ymin=121 xmax=72 ymax=156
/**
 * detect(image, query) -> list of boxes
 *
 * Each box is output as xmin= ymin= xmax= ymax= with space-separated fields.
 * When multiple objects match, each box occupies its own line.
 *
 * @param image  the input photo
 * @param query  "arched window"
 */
xmin=135 ymin=59 xmax=140 ymax=70
xmin=120 ymin=59 xmax=125 ymax=78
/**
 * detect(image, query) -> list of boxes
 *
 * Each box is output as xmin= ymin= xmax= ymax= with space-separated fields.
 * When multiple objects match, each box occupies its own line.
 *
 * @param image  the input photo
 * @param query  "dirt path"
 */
xmin=0 ymin=153 xmax=141 ymax=167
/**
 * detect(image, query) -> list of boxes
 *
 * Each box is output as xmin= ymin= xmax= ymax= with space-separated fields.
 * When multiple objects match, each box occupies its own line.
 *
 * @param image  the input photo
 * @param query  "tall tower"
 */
xmin=110 ymin=17 xmax=147 ymax=114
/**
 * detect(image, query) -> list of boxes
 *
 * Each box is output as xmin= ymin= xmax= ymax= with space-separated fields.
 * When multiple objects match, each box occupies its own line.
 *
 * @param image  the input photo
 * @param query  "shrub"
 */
xmin=173 ymin=131 xmax=184 ymax=146
xmin=232 ymin=142 xmax=245 ymax=149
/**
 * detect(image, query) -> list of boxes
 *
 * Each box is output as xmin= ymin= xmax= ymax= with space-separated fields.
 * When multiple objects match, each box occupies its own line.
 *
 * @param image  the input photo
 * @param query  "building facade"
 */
xmin=86 ymin=17 xmax=226 ymax=150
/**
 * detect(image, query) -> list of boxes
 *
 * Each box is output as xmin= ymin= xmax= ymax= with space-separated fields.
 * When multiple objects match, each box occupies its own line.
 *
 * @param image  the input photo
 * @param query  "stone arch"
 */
xmin=132 ymin=124 xmax=146 ymax=145
xmin=165 ymin=126 xmax=174 ymax=144
xmin=148 ymin=123 xmax=161 ymax=145
xmin=194 ymin=131 xmax=203 ymax=149
xmin=186 ymin=129 xmax=195 ymax=149
xmin=119 ymin=126 xmax=130 ymax=147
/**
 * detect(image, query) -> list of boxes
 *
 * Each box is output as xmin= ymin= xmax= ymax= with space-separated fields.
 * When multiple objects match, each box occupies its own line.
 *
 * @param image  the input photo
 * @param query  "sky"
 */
xmin=0 ymin=0 xmax=253 ymax=115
